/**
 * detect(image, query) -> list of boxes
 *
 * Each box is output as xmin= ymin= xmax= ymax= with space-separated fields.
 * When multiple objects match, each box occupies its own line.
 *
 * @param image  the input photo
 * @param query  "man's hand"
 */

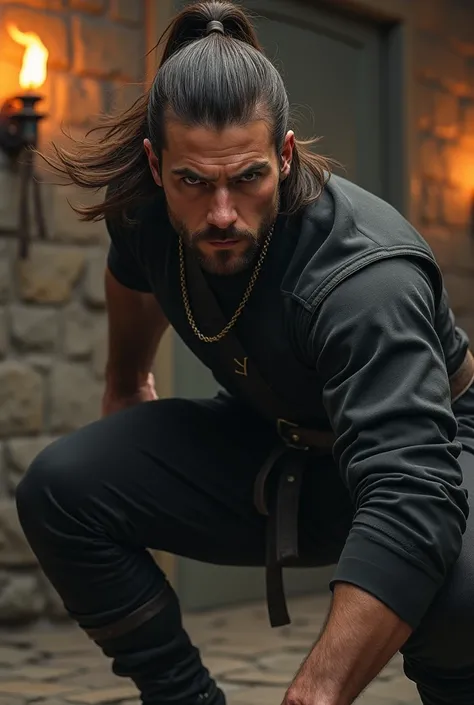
xmin=102 ymin=372 xmax=158 ymax=416
xmin=281 ymin=583 xmax=412 ymax=705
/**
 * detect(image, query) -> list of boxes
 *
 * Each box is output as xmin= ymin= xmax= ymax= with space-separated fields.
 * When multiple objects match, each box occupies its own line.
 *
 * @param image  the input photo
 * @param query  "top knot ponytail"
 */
xmin=158 ymin=1 xmax=262 ymax=64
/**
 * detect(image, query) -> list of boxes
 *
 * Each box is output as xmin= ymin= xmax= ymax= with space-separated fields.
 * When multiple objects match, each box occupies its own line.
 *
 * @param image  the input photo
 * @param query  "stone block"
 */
xmin=108 ymin=81 xmax=145 ymax=114
xmin=50 ymin=362 xmax=102 ymax=432
xmin=0 ymin=499 xmax=37 ymax=566
xmin=63 ymin=302 xmax=95 ymax=358
xmin=433 ymin=90 xmax=460 ymax=139
xmin=72 ymin=15 xmax=145 ymax=81
xmin=3 ymin=0 xmax=65 ymax=8
xmin=10 ymin=304 xmax=59 ymax=352
xmin=54 ymin=74 xmax=104 ymax=127
xmin=415 ymin=31 xmax=467 ymax=94
xmin=0 ymin=309 xmax=7 ymax=359
xmin=427 ymin=226 xmax=474 ymax=273
xmin=0 ymin=361 xmax=43 ymax=437
xmin=3 ymin=664 xmax=75 ymax=680
xmin=110 ymin=0 xmax=144 ymax=25
xmin=231 ymin=686 xmax=286 ymax=705
xmin=52 ymin=184 xmax=107 ymax=244
xmin=6 ymin=435 xmax=56 ymax=490
xmin=443 ymin=272 xmax=473 ymax=314
xmin=1 ymin=7 xmax=69 ymax=71
xmin=462 ymin=102 xmax=474 ymax=135
xmin=24 ymin=353 xmax=54 ymax=373
xmin=420 ymin=182 xmax=441 ymax=223
xmin=37 ymin=571 xmax=68 ymax=619
xmin=447 ymin=2 xmax=474 ymax=53
xmin=64 ymin=685 xmax=140 ymax=704
xmin=69 ymin=0 xmax=106 ymax=12
xmin=84 ymin=249 xmax=106 ymax=307
xmin=0 ymin=168 xmax=21 ymax=232
xmin=0 ymin=571 xmax=46 ymax=624
xmin=468 ymin=59 xmax=474 ymax=92
xmin=455 ymin=314 xmax=474 ymax=343
xmin=420 ymin=137 xmax=445 ymax=181
xmin=415 ymin=81 xmax=436 ymax=131
xmin=16 ymin=243 xmax=85 ymax=304
xmin=0 ymin=645 xmax=31 ymax=667
xmin=414 ymin=0 xmax=448 ymax=35
xmin=442 ymin=187 xmax=471 ymax=226
xmin=443 ymin=139 xmax=474 ymax=187
xmin=363 ymin=674 xmax=419 ymax=701
xmin=0 ymin=259 xmax=11 ymax=303
xmin=0 ymin=444 xmax=5 ymax=497
xmin=0 ymin=679 xmax=74 ymax=697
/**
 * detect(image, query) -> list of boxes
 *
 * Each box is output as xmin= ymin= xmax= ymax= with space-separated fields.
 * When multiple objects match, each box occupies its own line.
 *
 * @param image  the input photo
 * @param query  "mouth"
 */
xmin=205 ymin=239 xmax=240 ymax=249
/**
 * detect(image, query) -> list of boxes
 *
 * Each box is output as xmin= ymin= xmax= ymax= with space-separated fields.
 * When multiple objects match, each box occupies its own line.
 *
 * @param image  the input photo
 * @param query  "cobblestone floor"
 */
xmin=0 ymin=592 xmax=420 ymax=704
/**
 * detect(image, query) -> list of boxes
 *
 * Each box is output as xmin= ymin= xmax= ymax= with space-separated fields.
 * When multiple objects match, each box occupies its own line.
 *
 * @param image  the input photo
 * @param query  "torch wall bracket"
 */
xmin=0 ymin=93 xmax=48 ymax=258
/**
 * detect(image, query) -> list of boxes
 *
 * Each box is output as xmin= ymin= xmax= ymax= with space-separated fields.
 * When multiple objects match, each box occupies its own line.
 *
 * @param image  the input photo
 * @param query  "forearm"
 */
xmin=287 ymin=583 xmax=412 ymax=705
xmin=104 ymin=268 xmax=169 ymax=394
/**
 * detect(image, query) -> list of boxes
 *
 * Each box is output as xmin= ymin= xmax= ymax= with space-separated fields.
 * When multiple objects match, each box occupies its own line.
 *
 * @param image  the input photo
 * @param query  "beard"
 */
xmin=168 ymin=196 xmax=279 ymax=276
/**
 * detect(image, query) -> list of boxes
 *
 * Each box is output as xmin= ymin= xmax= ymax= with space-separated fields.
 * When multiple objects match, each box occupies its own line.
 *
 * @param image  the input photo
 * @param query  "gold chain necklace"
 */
xmin=179 ymin=227 xmax=274 ymax=343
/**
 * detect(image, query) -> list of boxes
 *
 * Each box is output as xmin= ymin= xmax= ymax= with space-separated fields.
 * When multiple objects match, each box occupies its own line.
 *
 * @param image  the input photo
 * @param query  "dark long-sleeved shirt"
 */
xmin=106 ymin=173 xmax=471 ymax=629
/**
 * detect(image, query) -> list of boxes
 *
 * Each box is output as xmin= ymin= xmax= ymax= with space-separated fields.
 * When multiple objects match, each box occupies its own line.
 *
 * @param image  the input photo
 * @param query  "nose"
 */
xmin=207 ymin=188 xmax=237 ymax=230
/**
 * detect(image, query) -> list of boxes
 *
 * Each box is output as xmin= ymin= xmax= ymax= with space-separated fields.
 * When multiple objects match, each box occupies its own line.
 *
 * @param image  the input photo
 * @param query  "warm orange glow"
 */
xmin=7 ymin=24 xmax=48 ymax=91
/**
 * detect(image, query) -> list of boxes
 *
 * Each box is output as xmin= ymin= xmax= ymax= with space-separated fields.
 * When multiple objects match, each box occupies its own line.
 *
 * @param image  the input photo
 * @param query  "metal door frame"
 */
xmin=316 ymin=0 xmax=416 ymax=220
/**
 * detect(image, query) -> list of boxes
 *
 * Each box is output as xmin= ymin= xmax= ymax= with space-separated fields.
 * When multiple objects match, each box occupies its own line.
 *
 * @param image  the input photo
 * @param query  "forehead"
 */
xmin=163 ymin=119 xmax=274 ymax=170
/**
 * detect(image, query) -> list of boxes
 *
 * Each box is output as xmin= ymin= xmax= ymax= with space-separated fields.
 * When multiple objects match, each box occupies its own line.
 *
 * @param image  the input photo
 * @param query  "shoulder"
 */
xmin=283 ymin=175 xmax=442 ymax=310
xmin=289 ymin=255 xmax=440 ymax=366
xmin=104 ymin=183 xmax=168 ymax=247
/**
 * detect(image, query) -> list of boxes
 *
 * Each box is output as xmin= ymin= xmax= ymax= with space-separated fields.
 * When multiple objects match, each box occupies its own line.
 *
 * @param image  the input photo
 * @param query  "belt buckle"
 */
xmin=277 ymin=418 xmax=309 ymax=451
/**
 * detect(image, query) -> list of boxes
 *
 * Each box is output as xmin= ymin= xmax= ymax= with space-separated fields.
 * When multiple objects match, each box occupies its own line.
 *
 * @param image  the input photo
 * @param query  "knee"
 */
xmin=16 ymin=436 xmax=84 ymax=538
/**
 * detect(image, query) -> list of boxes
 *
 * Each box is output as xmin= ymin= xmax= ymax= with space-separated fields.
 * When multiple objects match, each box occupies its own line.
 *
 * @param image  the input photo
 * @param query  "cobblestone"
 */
xmin=0 ymin=593 xmax=420 ymax=704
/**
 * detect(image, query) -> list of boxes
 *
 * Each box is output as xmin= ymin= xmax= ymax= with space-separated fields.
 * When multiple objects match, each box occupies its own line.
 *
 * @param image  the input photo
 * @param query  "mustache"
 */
xmin=192 ymin=227 xmax=257 ymax=244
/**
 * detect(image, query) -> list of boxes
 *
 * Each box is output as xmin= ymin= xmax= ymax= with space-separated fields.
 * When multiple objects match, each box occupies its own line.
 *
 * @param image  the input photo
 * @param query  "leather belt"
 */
xmin=254 ymin=348 xmax=474 ymax=629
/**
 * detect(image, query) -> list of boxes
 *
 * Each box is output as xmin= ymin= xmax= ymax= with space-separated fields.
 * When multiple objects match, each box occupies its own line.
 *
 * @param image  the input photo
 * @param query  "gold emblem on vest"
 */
xmin=234 ymin=357 xmax=249 ymax=377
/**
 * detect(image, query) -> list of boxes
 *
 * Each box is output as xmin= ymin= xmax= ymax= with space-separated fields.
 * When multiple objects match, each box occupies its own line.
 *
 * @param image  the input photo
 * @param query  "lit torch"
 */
xmin=0 ymin=25 xmax=49 ymax=257
xmin=0 ymin=24 xmax=49 ymax=155
xmin=8 ymin=24 xmax=49 ymax=92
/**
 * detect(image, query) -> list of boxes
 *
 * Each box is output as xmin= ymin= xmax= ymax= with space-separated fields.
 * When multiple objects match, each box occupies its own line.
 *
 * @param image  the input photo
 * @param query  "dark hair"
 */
xmin=42 ymin=1 xmax=335 ymax=222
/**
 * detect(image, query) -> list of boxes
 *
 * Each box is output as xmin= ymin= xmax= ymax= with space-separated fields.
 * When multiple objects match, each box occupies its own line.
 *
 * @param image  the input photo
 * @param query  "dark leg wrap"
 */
xmin=81 ymin=582 xmax=225 ymax=705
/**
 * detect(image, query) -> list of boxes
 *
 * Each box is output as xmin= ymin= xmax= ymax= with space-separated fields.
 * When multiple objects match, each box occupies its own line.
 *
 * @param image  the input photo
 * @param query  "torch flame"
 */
xmin=7 ymin=24 xmax=48 ymax=91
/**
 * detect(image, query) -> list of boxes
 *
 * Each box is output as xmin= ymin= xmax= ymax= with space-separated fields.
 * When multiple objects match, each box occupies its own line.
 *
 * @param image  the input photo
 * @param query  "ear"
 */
xmin=280 ymin=131 xmax=295 ymax=181
xmin=143 ymin=138 xmax=162 ymax=187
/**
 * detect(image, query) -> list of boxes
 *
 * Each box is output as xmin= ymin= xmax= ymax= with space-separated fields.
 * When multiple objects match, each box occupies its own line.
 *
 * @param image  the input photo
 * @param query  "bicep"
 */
xmin=310 ymin=256 xmax=457 ymax=474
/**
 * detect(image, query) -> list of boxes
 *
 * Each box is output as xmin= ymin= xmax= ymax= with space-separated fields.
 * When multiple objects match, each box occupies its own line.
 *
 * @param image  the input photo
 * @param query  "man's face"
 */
xmin=144 ymin=119 xmax=294 ymax=275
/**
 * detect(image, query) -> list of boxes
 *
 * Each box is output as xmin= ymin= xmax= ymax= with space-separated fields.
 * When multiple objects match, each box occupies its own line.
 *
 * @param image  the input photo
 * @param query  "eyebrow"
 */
xmin=171 ymin=160 xmax=270 ymax=182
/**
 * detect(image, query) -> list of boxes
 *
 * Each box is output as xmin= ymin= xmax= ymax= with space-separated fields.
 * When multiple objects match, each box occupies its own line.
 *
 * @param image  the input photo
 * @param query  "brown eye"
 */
xmin=183 ymin=177 xmax=204 ymax=186
xmin=239 ymin=172 xmax=260 ymax=183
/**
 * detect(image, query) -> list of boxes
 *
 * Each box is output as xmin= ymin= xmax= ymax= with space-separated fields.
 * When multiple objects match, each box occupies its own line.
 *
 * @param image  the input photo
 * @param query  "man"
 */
xmin=15 ymin=2 xmax=474 ymax=704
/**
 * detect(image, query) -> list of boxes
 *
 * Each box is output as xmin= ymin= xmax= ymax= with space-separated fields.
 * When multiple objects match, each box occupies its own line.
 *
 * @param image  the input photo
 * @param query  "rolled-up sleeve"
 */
xmin=305 ymin=256 xmax=469 ymax=628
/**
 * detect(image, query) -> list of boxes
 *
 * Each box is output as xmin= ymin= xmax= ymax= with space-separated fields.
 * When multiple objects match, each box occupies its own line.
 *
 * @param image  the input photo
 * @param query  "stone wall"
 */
xmin=411 ymin=0 xmax=474 ymax=341
xmin=0 ymin=0 xmax=148 ymax=622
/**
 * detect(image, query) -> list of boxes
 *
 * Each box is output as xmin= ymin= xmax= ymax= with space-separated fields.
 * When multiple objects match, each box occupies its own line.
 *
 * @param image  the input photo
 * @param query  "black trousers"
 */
xmin=15 ymin=389 xmax=474 ymax=705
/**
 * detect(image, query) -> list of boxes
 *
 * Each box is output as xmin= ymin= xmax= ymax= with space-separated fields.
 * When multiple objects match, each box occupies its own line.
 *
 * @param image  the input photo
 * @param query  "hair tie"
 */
xmin=206 ymin=20 xmax=225 ymax=35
